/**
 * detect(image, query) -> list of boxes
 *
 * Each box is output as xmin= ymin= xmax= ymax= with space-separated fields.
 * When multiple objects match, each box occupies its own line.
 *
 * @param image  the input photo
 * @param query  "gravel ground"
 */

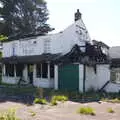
xmin=0 ymin=100 xmax=120 ymax=120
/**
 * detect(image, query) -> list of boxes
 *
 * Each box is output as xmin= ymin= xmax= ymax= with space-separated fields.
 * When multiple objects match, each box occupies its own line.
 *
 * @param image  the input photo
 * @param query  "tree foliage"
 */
xmin=0 ymin=0 xmax=53 ymax=39
xmin=0 ymin=34 xmax=7 ymax=41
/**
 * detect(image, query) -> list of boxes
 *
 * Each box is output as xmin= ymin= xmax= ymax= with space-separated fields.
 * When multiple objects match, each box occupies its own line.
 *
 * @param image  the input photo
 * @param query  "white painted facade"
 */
xmin=2 ymin=19 xmax=90 ymax=58
xmin=85 ymin=65 xmax=110 ymax=91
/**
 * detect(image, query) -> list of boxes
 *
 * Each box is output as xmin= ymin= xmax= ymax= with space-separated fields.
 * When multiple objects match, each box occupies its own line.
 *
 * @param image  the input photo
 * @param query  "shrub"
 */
xmin=107 ymin=108 xmax=115 ymax=113
xmin=50 ymin=99 xmax=57 ymax=106
xmin=34 ymin=98 xmax=47 ymax=104
xmin=52 ymin=95 xmax=68 ymax=102
xmin=0 ymin=108 xmax=20 ymax=120
xmin=77 ymin=106 xmax=95 ymax=115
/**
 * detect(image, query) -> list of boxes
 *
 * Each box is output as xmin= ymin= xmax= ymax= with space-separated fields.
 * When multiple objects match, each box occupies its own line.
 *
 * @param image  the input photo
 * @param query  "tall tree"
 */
xmin=0 ymin=0 xmax=53 ymax=39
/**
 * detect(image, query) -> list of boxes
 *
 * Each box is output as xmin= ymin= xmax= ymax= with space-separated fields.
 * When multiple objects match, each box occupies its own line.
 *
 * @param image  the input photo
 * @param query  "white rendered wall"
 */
xmin=105 ymin=83 xmax=120 ymax=93
xmin=85 ymin=66 xmax=97 ymax=91
xmin=2 ymin=76 xmax=19 ymax=84
xmin=97 ymin=65 xmax=110 ymax=89
xmin=2 ymin=19 xmax=90 ymax=58
xmin=85 ymin=65 xmax=110 ymax=91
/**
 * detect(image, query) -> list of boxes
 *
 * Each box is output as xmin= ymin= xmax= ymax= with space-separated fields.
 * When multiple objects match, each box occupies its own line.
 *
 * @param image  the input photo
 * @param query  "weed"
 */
xmin=77 ymin=106 xmax=95 ymax=115
xmin=50 ymin=99 xmax=57 ymax=106
xmin=52 ymin=95 xmax=68 ymax=102
xmin=34 ymin=98 xmax=47 ymax=104
xmin=0 ymin=108 xmax=20 ymax=120
xmin=28 ymin=110 xmax=36 ymax=117
xmin=107 ymin=108 xmax=115 ymax=113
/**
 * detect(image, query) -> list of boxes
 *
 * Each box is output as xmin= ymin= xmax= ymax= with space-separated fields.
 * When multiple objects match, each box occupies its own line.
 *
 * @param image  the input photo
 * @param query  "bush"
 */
xmin=52 ymin=95 xmax=68 ymax=102
xmin=50 ymin=99 xmax=57 ymax=106
xmin=0 ymin=108 xmax=20 ymax=120
xmin=77 ymin=106 xmax=95 ymax=115
xmin=107 ymin=108 xmax=115 ymax=113
xmin=34 ymin=98 xmax=47 ymax=104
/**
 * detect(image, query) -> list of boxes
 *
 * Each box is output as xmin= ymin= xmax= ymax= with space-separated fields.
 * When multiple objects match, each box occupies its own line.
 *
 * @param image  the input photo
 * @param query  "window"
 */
xmin=16 ymin=64 xmax=24 ymax=77
xmin=42 ymin=63 xmax=48 ymax=78
xmin=36 ymin=63 xmax=54 ymax=78
xmin=111 ymin=68 xmax=120 ymax=83
xmin=5 ymin=64 xmax=14 ymax=77
xmin=36 ymin=64 xmax=41 ymax=78
xmin=50 ymin=64 xmax=54 ymax=78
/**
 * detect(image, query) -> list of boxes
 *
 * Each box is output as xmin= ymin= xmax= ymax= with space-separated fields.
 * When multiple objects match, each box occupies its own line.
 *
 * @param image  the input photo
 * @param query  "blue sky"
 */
xmin=46 ymin=0 xmax=120 ymax=46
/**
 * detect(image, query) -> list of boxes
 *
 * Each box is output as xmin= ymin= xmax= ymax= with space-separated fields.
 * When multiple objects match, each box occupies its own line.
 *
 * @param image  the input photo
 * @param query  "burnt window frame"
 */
xmin=36 ymin=64 xmax=42 ymax=78
xmin=5 ymin=64 xmax=14 ymax=77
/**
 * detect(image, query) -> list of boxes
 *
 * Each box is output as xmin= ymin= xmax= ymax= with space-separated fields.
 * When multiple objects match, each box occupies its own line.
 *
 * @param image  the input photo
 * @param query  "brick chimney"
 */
xmin=74 ymin=9 xmax=82 ymax=21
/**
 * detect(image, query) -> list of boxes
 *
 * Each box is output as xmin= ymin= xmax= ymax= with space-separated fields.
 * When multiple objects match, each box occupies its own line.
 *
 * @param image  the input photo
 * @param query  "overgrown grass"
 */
xmin=107 ymin=108 xmax=115 ymax=113
xmin=77 ymin=106 xmax=96 ymax=115
xmin=102 ymin=98 xmax=120 ymax=103
xmin=34 ymin=98 xmax=47 ymax=104
xmin=0 ymin=108 xmax=20 ymax=120
xmin=0 ymin=85 xmax=37 ymax=96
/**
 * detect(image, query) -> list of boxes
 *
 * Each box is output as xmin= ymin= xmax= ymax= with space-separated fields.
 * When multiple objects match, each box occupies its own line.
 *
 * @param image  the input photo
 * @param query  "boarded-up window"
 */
xmin=111 ymin=68 xmax=120 ymax=83
xmin=5 ymin=64 xmax=14 ymax=77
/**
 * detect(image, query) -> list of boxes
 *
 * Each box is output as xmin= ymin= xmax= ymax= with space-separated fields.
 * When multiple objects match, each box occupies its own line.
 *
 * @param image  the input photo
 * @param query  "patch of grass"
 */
xmin=107 ymin=108 xmax=115 ymax=113
xmin=0 ymin=108 xmax=20 ymax=120
xmin=34 ymin=98 xmax=47 ymax=104
xmin=77 ymin=106 xmax=96 ymax=115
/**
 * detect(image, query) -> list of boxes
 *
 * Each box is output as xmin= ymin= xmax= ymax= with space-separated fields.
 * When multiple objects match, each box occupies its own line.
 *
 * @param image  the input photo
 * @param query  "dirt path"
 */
xmin=0 ymin=101 xmax=120 ymax=120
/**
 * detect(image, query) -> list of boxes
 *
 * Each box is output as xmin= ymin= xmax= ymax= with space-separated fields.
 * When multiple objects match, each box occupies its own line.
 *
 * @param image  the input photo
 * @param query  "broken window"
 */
xmin=36 ymin=63 xmax=54 ymax=79
xmin=5 ymin=64 xmax=14 ymax=77
xmin=111 ymin=68 xmax=120 ymax=83
xmin=16 ymin=64 xmax=24 ymax=77
xmin=50 ymin=64 xmax=54 ymax=78
xmin=36 ymin=64 xmax=41 ymax=78
xmin=42 ymin=63 xmax=48 ymax=78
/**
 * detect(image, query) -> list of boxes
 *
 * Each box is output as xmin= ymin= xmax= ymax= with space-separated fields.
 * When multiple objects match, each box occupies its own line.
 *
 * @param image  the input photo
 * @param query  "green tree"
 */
xmin=0 ymin=34 xmax=7 ymax=41
xmin=0 ymin=0 xmax=53 ymax=39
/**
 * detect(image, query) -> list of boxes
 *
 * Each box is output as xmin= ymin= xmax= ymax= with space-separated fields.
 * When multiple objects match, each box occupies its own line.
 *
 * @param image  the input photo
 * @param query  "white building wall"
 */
xmin=105 ymin=83 xmax=120 ymax=93
xmin=85 ymin=66 xmax=98 ymax=91
xmin=97 ymin=65 xmax=110 ymax=89
xmin=2 ymin=76 xmax=19 ymax=84
xmin=85 ymin=65 xmax=110 ymax=91
xmin=2 ymin=19 xmax=90 ymax=58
